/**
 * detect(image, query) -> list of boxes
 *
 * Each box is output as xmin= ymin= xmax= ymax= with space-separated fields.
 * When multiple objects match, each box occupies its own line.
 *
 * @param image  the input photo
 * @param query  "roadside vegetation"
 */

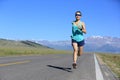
xmin=97 ymin=53 xmax=120 ymax=79
xmin=0 ymin=47 xmax=72 ymax=56
xmin=0 ymin=39 xmax=72 ymax=56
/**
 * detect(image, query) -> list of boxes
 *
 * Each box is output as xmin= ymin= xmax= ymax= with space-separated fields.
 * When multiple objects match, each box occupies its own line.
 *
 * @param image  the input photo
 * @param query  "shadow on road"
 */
xmin=47 ymin=65 xmax=72 ymax=72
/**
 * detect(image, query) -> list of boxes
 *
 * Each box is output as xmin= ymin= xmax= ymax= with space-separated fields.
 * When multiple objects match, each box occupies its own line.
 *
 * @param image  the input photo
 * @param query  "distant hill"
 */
xmin=0 ymin=39 xmax=51 ymax=49
xmin=1 ymin=36 xmax=120 ymax=53
xmin=20 ymin=40 xmax=51 ymax=48
xmin=37 ymin=36 xmax=120 ymax=53
xmin=0 ymin=39 xmax=70 ymax=56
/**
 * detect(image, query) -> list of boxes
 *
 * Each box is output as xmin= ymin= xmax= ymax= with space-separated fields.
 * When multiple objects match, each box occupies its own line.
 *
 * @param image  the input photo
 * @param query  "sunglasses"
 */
xmin=75 ymin=14 xmax=81 ymax=16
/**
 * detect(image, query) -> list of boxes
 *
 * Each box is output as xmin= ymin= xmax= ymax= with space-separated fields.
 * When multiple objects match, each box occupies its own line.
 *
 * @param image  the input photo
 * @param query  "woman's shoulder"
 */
xmin=71 ymin=21 xmax=76 ymax=25
xmin=80 ymin=21 xmax=85 ymax=25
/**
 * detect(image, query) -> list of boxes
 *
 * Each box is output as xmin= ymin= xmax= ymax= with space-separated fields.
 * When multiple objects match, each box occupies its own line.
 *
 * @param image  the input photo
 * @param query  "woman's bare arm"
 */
xmin=82 ymin=22 xmax=87 ymax=34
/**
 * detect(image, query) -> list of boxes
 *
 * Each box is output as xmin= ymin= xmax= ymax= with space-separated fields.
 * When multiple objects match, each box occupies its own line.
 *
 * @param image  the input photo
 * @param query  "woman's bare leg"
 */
xmin=78 ymin=46 xmax=83 ymax=56
xmin=72 ymin=43 xmax=78 ymax=63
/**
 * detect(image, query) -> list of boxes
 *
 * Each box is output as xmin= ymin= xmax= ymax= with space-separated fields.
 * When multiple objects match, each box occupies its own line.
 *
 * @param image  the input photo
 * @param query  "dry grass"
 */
xmin=0 ymin=47 xmax=72 ymax=56
xmin=0 ymin=39 xmax=72 ymax=56
xmin=97 ymin=53 xmax=120 ymax=78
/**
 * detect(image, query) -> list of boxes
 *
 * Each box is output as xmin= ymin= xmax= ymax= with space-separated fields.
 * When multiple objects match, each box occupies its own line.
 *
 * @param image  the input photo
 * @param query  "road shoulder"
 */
xmin=96 ymin=54 xmax=119 ymax=80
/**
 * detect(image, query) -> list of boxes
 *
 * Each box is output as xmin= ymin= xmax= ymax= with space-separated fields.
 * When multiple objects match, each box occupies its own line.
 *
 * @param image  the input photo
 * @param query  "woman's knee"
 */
xmin=74 ymin=49 xmax=78 ymax=53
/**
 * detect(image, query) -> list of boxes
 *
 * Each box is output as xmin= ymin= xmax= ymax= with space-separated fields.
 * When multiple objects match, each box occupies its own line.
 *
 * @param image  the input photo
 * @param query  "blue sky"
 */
xmin=0 ymin=0 xmax=120 ymax=41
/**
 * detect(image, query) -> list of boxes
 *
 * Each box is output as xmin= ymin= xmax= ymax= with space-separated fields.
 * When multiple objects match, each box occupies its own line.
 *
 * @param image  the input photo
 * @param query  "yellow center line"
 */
xmin=0 ymin=60 xmax=31 ymax=67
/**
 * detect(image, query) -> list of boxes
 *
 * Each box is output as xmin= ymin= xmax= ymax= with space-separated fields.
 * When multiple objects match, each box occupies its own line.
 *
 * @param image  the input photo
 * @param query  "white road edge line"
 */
xmin=94 ymin=53 xmax=104 ymax=80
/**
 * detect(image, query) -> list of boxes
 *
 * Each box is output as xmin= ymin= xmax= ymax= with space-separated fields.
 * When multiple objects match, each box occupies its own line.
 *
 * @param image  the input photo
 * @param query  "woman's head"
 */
xmin=75 ymin=11 xmax=82 ymax=20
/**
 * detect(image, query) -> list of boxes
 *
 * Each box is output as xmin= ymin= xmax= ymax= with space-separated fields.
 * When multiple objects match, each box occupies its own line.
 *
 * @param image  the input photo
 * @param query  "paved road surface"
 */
xmin=0 ymin=53 xmax=117 ymax=80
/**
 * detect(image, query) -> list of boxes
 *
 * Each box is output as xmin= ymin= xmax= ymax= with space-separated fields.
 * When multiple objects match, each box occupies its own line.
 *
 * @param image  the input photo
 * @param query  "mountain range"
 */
xmin=36 ymin=36 xmax=120 ymax=53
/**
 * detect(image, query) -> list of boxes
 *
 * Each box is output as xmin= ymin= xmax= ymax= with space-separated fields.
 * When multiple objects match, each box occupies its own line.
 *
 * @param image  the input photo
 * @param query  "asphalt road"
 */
xmin=0 ymin=53 xmax=117 ymax=80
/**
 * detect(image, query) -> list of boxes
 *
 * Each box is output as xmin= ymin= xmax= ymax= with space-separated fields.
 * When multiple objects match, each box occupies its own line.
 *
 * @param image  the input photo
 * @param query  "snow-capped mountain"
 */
xmin=84 ymin=36 xmax=120 ymax=53
xmin=86 ymin=36 xmax=120 ymax=47
xmin=37 ymin=36 xmax=120 ymax=53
